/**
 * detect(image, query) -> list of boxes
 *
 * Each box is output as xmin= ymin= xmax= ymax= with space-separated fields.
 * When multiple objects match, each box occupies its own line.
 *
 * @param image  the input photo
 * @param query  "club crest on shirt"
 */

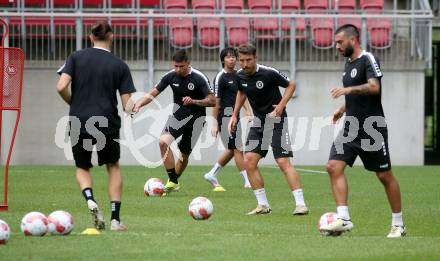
xmin=256 ymin=80 xmax=264 ymax=89
xmin=350 ymin=68 xmax=357 ymax=78
xmin=187 ymin=82 xmax=195 ymax=90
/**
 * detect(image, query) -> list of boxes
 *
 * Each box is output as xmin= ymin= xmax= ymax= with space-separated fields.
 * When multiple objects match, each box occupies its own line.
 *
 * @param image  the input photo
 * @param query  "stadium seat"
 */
xmin=0 ymin=0 xmax=18 ymax=9
xmin=305 ymin=0 xmax=334 ymax=48
xmin=110 ymin=0 xmax=134 ymax=9
xmin=248 ymin=0 xmax=278 ymax=40
xmin=163 ymin=0 xmax=193 ymax=48
xmin=278 ymin=0 xmax=306 ymax=40
xmin=193 ymin=0 xmax=219 ymax=48
xmin=24 ymin=0 xmax=47 ymax=8
xmin=53 ymin=0 xmax=76 ymax=8
xmin=82 ymin=0 xmax=105 ymax=8
xmin=360 ymin=0 xmax=384 ymax=12
xmin=163 ymin=0 xmax=187 ymax=9
xmin=334 ymin=0 xmax=361 ymax=30
xmin=222 ymin=0 xmax=249 ymax=46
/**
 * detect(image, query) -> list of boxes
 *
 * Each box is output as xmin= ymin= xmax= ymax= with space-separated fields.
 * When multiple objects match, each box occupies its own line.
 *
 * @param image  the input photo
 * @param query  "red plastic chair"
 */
xmin=360 ymin=0 xmax=384 ymax=12
xmin=192 ymin=0 xmax=219 ymax=48
xmin=222 ymin=0 xmax=249 ymax=46
xmin=334 ymin=0 xmax=361 ymax=30
xmin=278 ymin=0 xmax=306 ymax=39
xmin=248 ymin=0 xmax=278 ymax=40
xmin=164 ymin=0 xmax=192 ymax=48
xmin=305 ymin=0 xmax=334 ymax=48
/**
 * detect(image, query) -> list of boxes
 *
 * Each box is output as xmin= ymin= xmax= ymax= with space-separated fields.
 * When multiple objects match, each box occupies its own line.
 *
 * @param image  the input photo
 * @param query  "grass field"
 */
xmin=0 ymin=165 xmax=439 ymax=260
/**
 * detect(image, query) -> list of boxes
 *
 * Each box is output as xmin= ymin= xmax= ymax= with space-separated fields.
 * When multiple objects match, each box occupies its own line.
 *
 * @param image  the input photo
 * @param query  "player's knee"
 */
xmin=159 ymin=137 xmax=169 ymax=150
xmin=326 ymin=162 xmax=338 ymax=175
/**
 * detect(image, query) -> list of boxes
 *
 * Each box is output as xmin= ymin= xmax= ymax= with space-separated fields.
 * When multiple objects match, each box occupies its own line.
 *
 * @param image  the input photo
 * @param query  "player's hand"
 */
xmin=332 ymin=108 xmax=344 ymax=124
xmin=228 ymin=116 xmax=238 ymax=134
xmin=132 ymin=101 xmax=142 ymax=113
xmin=331 ymin=87 xmax=349 ymax=98
xmin=245 ymin=111 xmax=254 ymax=122
xmin=269 ymin=104 xmax=283 ymax=118
xmin=182 ymin=96 xmax=193 ymax=105
xmin=211 ymin=122 xmax=219 ymax=137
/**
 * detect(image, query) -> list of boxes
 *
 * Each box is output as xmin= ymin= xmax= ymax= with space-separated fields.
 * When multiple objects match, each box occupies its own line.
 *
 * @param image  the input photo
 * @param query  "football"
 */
xmin=318 ymin=212 xmax=342 ymax=237
xmin=47 ymin=210 xmax=75 ymax=235
xmin=0 ymin=219 xmax=11 ymax=244
xmin=144 ymin=178 xmax=165 ymax=196
xmin=188 ymin=196 xmax=213 ymax=220
xmin=21 ymin=211 xmax=48 ymax=236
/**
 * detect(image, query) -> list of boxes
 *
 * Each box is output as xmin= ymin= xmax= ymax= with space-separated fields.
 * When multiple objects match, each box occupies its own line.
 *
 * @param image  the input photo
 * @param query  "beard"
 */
xmin=343 ymin=45 xmax=354 ymax=57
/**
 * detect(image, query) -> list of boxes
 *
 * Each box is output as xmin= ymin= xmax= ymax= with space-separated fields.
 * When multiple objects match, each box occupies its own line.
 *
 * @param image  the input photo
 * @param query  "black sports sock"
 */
xmin=111 ymin=201 xmax=121 ymax=222
xmin=82 ymin=188 xmax=95 ymax=202
xmin=167 ymin=168 xmax=179 ymax=183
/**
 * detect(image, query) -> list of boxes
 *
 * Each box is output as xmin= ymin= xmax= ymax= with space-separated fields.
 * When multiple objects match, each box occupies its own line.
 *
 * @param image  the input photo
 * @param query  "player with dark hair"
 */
xmin=321 ymin=24 xmax=406 ymax=238
xmin=229 ymin=44 xmax=309 ymax=215
xmin=56 ymin=20 xmax=136 ymax=231
xmin=204 ymin=47 xmax=253 ymax=191
xmin=133 ymin=49 xmax=215 ymax=194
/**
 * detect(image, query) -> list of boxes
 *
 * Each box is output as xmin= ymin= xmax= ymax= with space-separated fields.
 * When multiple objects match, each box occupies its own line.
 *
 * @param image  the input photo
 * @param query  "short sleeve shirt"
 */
xmin=57 ymin=47 xmax=136 ymax=134
xmin=237 ymin=64 xmax=290 ymax=121
xmin=155 ymin=67 xmax=212 ymax=120
xmin=213 ymin=69 xmax=240 ymax=111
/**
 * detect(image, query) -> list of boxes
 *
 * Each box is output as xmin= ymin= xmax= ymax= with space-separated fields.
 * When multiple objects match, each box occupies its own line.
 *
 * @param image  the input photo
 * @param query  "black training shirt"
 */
xmin=342 ymin=50 xmax=385 ymax=128
xmin=213 ymin=69 xmax=240 ymax=112
xmin=58 ymin=47 xmax=136 ymax=134
xmin=155 ymin=67 xmax=212 ymax=120
xmin=237 ymin=64 xmax=290 ymax=121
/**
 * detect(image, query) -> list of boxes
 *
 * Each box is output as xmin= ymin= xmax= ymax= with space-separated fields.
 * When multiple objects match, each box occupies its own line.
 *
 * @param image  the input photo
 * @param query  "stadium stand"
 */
xmin=248 ymin=0 xmax=278 ymax=40
xmin=305 ymin=0 xmax=334 ymax=48
xmin=334 ymin=0 xmax=361 ymax=30
xmin=278 ymin=0 xmax=306 ymax=40
xmin=164 ymin=0 xmax=193 ymax=48
xmin=223 ymin=0 xmax=250 ymax=46
xmin=360 ymin=0 xmax=392 ymax=48
xmin=193 ymin=0 xmax=220 ymax=48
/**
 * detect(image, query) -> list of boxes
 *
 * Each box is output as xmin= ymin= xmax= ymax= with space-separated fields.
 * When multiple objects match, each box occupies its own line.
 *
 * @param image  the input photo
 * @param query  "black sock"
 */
xmin=82 ymin=188 xmax=95 ymax=202
xmin=111 ymin=201 xmax=121 ymax=222
xmin=167 ymin=168 xmax=179 ymax=183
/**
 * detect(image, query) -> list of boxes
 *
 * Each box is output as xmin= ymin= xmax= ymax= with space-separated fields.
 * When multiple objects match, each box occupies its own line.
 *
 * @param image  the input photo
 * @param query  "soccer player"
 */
xmin=133 ymin=49 xmax=215 ymax=193
xmin=56 ymin=21 xmax=136 ymax=231
xmin=321 ymin=24 xmax=406 ymax=238
xmin=228 ymin=44 xmax=309 ymax=215
xmin=204 ymin=47 xmax=253 ymax=191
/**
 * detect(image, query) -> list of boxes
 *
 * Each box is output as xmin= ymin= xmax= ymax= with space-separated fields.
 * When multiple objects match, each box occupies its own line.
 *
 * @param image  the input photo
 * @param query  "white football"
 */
xmin=144 ymin=178 xmax=165 ymax=196
xmin=21 ymin=211 xmax=48 ymax=236
xmin=47 ymin=210 xmax=74 ymax=235
xmin=318 ymin=212 xmax=342 ymax=236
xmin=188 ymin=196 xmax=213 ymax=220
xmin=0 ymin=219 xmax=11 ymax=244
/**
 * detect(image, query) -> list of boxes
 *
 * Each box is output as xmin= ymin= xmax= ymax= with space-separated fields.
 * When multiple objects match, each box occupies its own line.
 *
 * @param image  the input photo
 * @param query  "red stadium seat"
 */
xmin=110 ymin=0 xmax=134 ymax=8
xmin=305 ymin=0 xmax=334 ymax=48
xmin=360 ymin=0 xmax=384 ymax=12
xmin=139 ymin=0 xmax=159 ymax=6
xmin=367 ymin=19 xmax=392 ymax=48
xmin=278 ymin=0 xmax=306 ymax=39
xmin=222 ymin=0 xmax=249 ymax=46
xmin=24 ymin=0 xmax=47 ymax=7
xmin=0 ymin=0 xmax=18 ymax=8
xmin=164 ymin=0 xmax=192 ymax=48
xmin=248 ymin=0 xmax=278 ymax=40
xmin=193 ymin=0 xmax=219 ymax=48
xmin=163 ymin=0 xmax=187 ymax=9
xmin=334 ymin=0 xmax=361 ymax=30
xmin=83 ymin=0 xmax=105 ymax=8
xmin=53 ymin=0 xmax=76 ymax=8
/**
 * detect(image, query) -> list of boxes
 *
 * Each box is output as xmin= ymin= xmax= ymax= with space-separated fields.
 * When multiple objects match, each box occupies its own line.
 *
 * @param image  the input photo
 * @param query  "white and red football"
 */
xmin=318 ymin=212 xmax=342 ymax=236
xmin=20 ymin=211 xmax=48 ymax=236
xmin=47 ymin=210 xmax=74 ymax=235
xmin=188 ymin=196 xmax=213 ymax=220
xmin=0 ymin=219 xmax=11 ymax=244
xmin=144 ymin=178 xmax=165 ymax=196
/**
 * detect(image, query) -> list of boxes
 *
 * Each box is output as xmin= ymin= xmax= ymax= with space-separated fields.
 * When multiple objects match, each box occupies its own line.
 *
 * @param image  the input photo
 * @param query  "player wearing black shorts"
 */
xmin=133 ymin=50 xmax=215 ymax=193
xmin=203 ymin=47 xmax=253 ymax=191
xmin=321 ymin=24 xmax=406 ymax=238
xmin=228 ymin=44 xmax=309 ymax=216
xmin=56 ymin=21 xmax=136 ymax=231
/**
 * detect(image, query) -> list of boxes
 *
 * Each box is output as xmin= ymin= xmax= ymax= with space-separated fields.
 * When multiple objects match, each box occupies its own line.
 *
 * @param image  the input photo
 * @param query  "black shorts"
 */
xmin=71 ymin=132 xmax=120 ymax=169
xmin=162 ymin=114 xmax=205 ymax=155
xmin=245 ymin=119 xmax=293 ymax=159
xmin=329 ymin=128 xmax=391 ymax=172
xmin=218 ymin=115 xmax=243 ymax=151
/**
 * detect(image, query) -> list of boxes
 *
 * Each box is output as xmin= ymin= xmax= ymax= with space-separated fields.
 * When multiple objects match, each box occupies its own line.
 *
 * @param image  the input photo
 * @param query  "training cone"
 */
xmin=81 ymin=228 xmax=101 ymax=235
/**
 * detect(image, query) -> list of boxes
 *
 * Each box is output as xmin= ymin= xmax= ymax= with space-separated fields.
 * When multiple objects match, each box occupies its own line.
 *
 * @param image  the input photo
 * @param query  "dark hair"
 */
xmin=220 ymin=47 xmax=237 ymax=67
xmin=172 ymin=49 xmax=190 ymax=62
xmin=335 ymin=24 xmax=359 ymax=41
xmin=237 ymin=43 xmax=257 ymax=56
xmin=91 ymin=20 xmax=112 ymax=41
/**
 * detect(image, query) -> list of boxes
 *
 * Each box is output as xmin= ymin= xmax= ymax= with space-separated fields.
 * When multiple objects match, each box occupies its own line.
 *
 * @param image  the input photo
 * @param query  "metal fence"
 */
xmin=0 ymin=10 xmax=433 ymax=77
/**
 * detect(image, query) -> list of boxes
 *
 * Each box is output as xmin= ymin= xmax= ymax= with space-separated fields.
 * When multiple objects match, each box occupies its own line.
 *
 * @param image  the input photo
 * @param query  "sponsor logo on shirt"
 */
xmin=172 ymin=83 xmax=179 ymax=87
xmin=256 ymin=81 xmax=264 ymax=89
xmin=187 ymin=82 xmax=195 ymax=90
xmin=350 ymin=68 xmax=357 ymax=78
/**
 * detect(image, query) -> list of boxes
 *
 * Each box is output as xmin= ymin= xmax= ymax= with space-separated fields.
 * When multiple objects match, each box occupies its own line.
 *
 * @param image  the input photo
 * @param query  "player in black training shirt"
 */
xmin=56 ymin=21 xmax=136 ymax=231
xmin=228 ymin=44 xmax=309 ymax=215
xmin=133 ymin=50 xmax=215 ymax=193
xmin=321 ymin=25 xmax=406 ymax=238
xmin=203 ymin=47 xmax=253 ymax=191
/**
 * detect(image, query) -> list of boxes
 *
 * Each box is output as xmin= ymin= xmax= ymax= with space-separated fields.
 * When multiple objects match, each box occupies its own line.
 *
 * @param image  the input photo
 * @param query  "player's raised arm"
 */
xmin=56 ymin=73 xmax=72 ymax=105
xmin=132 ymin=87 xmax=160 ymax=113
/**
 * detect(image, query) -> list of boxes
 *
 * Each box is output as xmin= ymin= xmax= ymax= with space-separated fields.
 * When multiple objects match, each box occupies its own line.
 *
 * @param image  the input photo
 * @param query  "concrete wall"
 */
xmin=3 ymin=62 xmax=425 ymax=166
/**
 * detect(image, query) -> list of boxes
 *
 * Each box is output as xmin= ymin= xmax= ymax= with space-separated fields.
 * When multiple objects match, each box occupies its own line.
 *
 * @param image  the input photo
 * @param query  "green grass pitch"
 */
xmin=0 ymin=165 xmax=439 ymax=260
